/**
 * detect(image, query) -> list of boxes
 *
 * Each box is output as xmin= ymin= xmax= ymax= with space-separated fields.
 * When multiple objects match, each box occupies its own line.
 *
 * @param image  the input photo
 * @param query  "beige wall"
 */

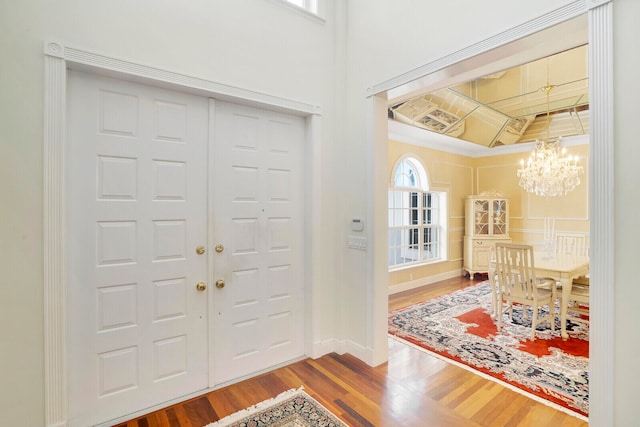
xmin=476 ymin=143 xmax=590 ymax=247
xmin=388 ymin=139 xmax=590 ymax=289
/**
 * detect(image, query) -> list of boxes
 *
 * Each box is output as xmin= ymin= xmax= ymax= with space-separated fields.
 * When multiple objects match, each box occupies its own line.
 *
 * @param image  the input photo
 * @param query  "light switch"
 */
xmin=348 ymin=235 xmax=367 ymax=250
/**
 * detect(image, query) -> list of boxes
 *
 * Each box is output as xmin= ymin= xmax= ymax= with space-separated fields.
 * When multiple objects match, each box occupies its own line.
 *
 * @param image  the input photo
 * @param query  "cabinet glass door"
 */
xmin=492 ymin=200 xmax=507 ymax=235
xmin=474 ymin=200 xmax=489 ymax=235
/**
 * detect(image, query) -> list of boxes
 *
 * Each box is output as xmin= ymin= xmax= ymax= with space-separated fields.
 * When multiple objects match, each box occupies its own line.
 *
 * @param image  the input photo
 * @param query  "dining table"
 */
xmin=488 ymin=251 xmax=590 ymax=339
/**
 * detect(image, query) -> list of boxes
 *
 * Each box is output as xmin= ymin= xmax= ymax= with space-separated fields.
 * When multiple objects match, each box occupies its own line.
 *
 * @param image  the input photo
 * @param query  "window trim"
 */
xmin=271 ymin=0 xmax=326 ymax=23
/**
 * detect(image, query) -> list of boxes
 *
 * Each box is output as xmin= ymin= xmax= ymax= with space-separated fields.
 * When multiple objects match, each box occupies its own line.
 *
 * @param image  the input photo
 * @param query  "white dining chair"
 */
xmin=555 ymin=232 xmax=588 ymax=256
xmin=553 ymin=232 xmax=590 ymax=334
xmin=495 ymin=243 xmax=556 ymax=339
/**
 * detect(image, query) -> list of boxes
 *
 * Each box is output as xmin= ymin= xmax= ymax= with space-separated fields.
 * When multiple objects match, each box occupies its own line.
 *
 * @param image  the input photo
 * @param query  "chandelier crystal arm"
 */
xmin=517 ymin=58 xmax=584 ymax=197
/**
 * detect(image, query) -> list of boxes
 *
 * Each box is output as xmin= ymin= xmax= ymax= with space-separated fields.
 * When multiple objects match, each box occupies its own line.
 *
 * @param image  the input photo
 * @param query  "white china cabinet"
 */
xmin=463 ymin=191 xmax=511 ymax=279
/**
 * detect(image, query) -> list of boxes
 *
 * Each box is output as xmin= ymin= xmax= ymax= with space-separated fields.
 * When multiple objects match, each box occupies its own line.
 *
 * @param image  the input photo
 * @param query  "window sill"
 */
xmin=389 ymin=258 xmax=447 ymax=273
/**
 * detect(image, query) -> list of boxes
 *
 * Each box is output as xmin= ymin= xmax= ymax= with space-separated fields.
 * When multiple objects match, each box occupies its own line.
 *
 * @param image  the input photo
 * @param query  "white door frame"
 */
xmin=43 ymin=42 xmax=323 ymax=427
xmin=367 ymin=1 xmax=613 ymax=425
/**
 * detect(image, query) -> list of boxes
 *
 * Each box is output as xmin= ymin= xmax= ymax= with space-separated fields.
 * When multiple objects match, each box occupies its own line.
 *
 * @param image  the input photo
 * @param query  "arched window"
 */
xmin=389 ymin=157 xmax=447 ymax=269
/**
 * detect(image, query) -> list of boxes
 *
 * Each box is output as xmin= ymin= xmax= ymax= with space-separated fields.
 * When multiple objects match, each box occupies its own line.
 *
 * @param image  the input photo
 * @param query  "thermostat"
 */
xmin=351 ymin=218 xmax=364 ymax=232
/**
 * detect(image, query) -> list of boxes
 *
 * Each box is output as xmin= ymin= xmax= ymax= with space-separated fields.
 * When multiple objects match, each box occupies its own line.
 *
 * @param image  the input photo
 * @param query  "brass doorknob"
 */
xmin=215 ymin=279 xmax=225 ymax=289
xmin=196 ymin=282 xmax=207 ymax=291
xmin=196 ymin=246 xmax=206 ymax=255
xmin=215 ymin=244 xmax=224 ymax=253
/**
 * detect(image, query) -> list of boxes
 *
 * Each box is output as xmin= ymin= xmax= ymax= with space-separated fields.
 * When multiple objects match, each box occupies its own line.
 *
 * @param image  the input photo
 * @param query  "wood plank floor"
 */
xmin=118 ymin=275 xmax=588 ymax=427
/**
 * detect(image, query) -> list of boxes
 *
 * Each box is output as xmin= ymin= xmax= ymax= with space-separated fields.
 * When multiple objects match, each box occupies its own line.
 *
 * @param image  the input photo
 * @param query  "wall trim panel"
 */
xmin=45 ymin=41 xmax=320 ymax=116
xmin=43 ymin=50 xmax=67 ymax=427
xmin=587 ymin=1 xmax=614 ymax=425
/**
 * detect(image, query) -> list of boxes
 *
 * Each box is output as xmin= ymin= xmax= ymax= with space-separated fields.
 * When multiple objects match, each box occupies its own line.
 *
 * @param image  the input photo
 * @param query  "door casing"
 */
xmin=43 ymin=44 xmax=323 ymax=426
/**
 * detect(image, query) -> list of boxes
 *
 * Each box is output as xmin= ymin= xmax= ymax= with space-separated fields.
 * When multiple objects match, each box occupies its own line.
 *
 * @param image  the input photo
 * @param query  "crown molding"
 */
xmin=388 ymin=119 xmax=589 ymax=158
xmin=43 ymin=40 xmax=321 ymax=116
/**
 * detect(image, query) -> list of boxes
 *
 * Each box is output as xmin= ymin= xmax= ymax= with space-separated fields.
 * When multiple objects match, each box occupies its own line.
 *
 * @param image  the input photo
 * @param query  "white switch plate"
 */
xmin=348 ymin=235 xmax=367 ymax=250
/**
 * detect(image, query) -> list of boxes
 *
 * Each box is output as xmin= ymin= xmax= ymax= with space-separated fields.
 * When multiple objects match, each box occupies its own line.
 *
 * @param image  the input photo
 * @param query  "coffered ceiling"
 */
xmin=388 ymin=45 xmax=589 ymax=148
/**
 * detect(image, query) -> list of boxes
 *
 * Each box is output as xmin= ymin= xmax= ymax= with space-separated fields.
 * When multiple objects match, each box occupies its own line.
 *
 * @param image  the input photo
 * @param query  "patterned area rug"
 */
xmin=388 ymin=281 xmax=589 ymax=420
xmin=204 ymin=387 xmax=347 ymax=427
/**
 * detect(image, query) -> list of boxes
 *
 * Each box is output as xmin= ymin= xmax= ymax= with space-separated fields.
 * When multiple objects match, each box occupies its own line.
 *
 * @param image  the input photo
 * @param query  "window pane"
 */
xmin=388 ymin=229 xmax=402 ymax=266
xmin=389 ymin=190 xmax=401 ymax=208
xmin=393 ymin=160 xmax=419 ymax=188
xmin=388 ymin=229 xmax=399 ymax=246
xmin=389 ymin=167 xmax=448 ymax=269
xmin=431 ymin=227 xmax=439 ymax=242
xmin=388 ymin=209 xmax=397 ymax=227
xmin=411 ymin=208 xmax=418 ymax=225
xmin=284 ymin=0 xmax=318 ymax=13
xmin=407 ymin=228 xmax=415 ymax=245
xmin=389 ymin=230 xmax=401 ymax=265
xmin=389 ymin=247 xmax=399 ymax=266
xmin=429 ymin=193 xmax=438 ymax=209
xmin=422 ymin=242 xmax=439 ymax=260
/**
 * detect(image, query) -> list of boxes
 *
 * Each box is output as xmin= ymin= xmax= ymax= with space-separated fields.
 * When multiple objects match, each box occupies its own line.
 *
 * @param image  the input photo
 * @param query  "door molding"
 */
xmin=43 ymin=42 xmax=322 ymax=427
xmin=367 ymin=0 xmax=613 ymax=424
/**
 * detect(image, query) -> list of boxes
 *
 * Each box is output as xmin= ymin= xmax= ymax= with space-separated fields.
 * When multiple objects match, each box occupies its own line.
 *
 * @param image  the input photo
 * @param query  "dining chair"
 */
xmin=555 ymin=232 xmax=588 ymax=257
xmin=555 ymin=231 xmax=590 ymax=290
xmin=487 ymin=245 xmax=501 ymax=319
xmin=565 ymin=281 xmax=590 ymax=328
xmin=495 ymin=243 xmax=557 ymax=340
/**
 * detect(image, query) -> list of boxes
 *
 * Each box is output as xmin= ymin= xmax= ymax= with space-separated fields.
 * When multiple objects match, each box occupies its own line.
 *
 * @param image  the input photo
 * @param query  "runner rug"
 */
xmin=388 ymin=281 xmax=589 ymax=420
xmin=204 ymin=387 xmax=347 ymax=427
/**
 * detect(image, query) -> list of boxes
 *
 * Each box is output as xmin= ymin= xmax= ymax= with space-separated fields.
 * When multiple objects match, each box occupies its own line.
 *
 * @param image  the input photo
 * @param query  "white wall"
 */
xmin=612 ymin=0 xmax=640 ymax=423
xmin=0 ymin=1 xmax=346 ymax=425
xmin=2 ymin=0 xmax=640 ymax=425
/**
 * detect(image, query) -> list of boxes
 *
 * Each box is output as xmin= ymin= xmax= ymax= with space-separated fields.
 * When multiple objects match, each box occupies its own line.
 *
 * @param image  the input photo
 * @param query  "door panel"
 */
xmin=67 ymin=71 xmax=209 ymax=426
xmin=212 ymin=100 xmax=305 ymax=384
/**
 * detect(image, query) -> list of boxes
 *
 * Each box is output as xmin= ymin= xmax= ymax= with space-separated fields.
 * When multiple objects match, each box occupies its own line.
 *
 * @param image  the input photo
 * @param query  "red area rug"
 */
xmin=388 ymin=281 xmax=589 ymax=419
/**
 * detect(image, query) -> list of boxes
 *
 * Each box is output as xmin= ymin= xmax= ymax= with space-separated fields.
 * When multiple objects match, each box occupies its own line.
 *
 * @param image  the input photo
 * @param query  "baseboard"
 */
xmin=308 ymin=338 xmax=338 ymax=359
xmin=388 ymin=269 xmax=465 ymax=295
xmin=315 ymin=338 xmax=367 ymax=362
xmin=310 ymin=337 xmax=387 ymax=367
xmin=337 ymin=339 xmax=368 ymax=361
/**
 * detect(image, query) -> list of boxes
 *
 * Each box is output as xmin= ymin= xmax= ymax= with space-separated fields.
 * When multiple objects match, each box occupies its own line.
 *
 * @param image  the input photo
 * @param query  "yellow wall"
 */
xmin=475 ymin=144 xmax=590 ymax=247
xmin=388 ymin=140 xmax=474 ymax=285
xmin=388 ymin=139 xmax=590 ymax=289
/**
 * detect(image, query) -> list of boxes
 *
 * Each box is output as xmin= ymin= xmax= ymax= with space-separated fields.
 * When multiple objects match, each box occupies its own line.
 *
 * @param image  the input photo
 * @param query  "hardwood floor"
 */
xmin=118 ymin=275 xmax=588 ymax=427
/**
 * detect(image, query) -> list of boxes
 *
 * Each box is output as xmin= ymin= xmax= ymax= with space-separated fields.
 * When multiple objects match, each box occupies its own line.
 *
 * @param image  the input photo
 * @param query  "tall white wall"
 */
xmin=611 ymin=1 xmax=640 ymax=423
xmin=0 ymin=1 xmax=346 ymax=425
xmin=2 ymin=0 xmax=640 ymax=425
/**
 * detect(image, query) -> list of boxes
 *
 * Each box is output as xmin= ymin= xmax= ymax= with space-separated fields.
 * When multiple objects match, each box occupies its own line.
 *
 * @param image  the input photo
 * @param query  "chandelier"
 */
xmin=517 ymin=77 xmax=583 ymax=197
xmin=517 ymin=138 xmax=583 ymax=196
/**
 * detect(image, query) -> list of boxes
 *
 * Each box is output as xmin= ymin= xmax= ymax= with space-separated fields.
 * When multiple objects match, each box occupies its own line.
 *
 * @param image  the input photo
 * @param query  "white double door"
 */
xmin=66 ymin=71 xmax=305 ymax=426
